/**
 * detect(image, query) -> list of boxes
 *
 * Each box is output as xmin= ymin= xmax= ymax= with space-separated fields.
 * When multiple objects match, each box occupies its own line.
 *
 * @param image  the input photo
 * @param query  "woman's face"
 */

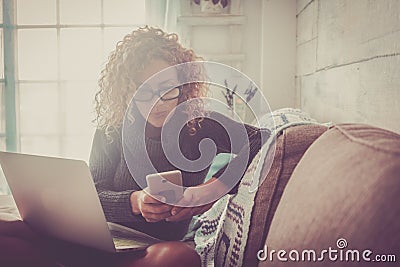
xmin=134 ymin=59 xmax=180 ymax=128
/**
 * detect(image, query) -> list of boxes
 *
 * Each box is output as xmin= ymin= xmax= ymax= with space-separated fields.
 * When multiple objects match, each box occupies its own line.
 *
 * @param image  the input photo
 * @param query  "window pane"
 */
xmin=17 ymin=0 xmax=56 ymax=25
xmin=0 ymin=29 xmax=4 ymax=79
xmin=63 ymin=82 xmax=97 ymax=135
xmin=18 ymin=29 xmax=57 ymax=80
xmin=0 ymin=83 xmax=4 ymax=134
xmin=20 ymin=135 xmax=60 ymax=157
xmin=60 ymin=28 xmax=102 ymax=80
xmin=0 ymin=0 xmax=3 ymax=24
xmin=102 ymin=27 xmax=133 ymax=64
xmin=19 ymin=83 xmax=59 ymax=135
xmin=103 ymin=0 xmax=145 ymax=25
xmin=60 ymin=0 xmax=101 ymax=24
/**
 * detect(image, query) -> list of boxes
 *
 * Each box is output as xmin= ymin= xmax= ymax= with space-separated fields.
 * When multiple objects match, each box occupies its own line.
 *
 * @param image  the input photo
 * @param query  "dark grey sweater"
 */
xmin=89 ymin=111 xmax=269 ymax=241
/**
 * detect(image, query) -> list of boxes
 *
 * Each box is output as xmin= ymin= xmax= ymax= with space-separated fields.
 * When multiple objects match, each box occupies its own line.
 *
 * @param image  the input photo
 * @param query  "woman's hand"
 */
xmin=166 ymin=177 xmax=228 ymax=222
xmin=130 ymin=189 xmax=173 ymax=222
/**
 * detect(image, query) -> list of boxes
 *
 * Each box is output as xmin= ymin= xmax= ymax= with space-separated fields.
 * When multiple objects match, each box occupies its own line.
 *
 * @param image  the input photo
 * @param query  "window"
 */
xmin=0 ymin=0 xmax=145 ymax=194
xmin=0 ymin=0 xmax=4 ymax=151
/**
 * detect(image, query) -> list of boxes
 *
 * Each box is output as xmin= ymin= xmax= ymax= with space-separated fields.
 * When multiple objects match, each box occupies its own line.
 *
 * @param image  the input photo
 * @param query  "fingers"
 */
xmin=138 ymin=190 xmax=174 ymax=222
xmin=142 ymin=193 xmax=166 ymax=204
xmin=181 ymin=186 xmax=213 ymax=206
xmin=166 ymin=207 xmax=194 ymax=222
xmin=166 ymin=204 xmax=211 ymax=222
xmin=138 ymin=184 xmax=219 ymax=223
xmin=170 ymin=187 xmax=194 ymax=215
xmin=142 ymin=211 xmax=172 ymax=223
xmin=141 ymin=203 xmax=172 ymax=214
xmin=170 ymin=206 xmax=184 ymax=216
xmin=167 ymin=201 xmax=215 ymax=222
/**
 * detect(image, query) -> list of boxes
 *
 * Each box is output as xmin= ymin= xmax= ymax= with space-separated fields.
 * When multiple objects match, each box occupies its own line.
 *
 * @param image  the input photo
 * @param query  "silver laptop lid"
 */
xmin=0 ymin=151 xmax=115 ymax=252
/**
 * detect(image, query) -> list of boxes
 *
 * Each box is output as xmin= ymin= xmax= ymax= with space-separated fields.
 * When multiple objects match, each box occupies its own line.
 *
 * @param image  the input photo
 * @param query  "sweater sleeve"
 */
xmin=207 ymin=112 xmax=270 ymax=194
xmin=89 ymin=129 xmax=146 ymax=223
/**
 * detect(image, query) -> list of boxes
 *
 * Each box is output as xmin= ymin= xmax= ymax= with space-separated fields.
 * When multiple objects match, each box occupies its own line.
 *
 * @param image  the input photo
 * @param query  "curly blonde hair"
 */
xmin=95 ymin=26 xmax=208 ymax=138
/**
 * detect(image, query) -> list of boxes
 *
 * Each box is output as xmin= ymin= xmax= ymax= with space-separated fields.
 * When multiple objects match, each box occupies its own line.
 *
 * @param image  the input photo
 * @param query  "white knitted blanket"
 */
xmin=194 ymin=108 xmax=324 ymax=267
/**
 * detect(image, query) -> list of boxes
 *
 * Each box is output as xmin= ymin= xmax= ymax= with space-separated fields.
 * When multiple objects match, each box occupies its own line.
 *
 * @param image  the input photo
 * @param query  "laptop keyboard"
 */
xmin=112 ymin=236 xmax=149 ymax=249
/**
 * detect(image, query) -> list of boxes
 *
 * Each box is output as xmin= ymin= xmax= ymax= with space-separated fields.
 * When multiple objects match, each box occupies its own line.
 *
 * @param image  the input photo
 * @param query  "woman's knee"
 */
xmin=144 ymin=241 xmax=200 ymax=267
xmin=0 ymin=220 xmax=40 ymax=241
xmin=0 ymin=235 xmax=55 ymax=266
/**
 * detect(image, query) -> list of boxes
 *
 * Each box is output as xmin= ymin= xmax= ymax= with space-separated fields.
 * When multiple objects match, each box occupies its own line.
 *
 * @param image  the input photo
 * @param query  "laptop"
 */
xmin=0 ymin=151 xmax=162 ymax=253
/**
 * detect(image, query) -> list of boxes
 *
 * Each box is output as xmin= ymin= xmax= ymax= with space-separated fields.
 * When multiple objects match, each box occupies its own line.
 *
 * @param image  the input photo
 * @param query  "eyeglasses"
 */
xmin=133 ymin=85 xmax=182 ymax=102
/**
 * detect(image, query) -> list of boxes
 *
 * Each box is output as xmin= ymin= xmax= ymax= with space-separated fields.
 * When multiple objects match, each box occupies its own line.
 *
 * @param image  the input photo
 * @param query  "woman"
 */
xmin=0 ymin=26 xmax=205 ymax=267
xmin=90 ymin=25 xmax=269 ymax=265
xmin=0 ymin=25 xmax=267 ymax=267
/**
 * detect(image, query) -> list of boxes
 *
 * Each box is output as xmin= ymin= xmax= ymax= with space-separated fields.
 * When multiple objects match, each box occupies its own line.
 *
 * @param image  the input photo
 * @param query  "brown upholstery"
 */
xmin=244 ymin=124 xmax=328 ymax=266
xmin=260 ymin=124 xmax=400 ymax=266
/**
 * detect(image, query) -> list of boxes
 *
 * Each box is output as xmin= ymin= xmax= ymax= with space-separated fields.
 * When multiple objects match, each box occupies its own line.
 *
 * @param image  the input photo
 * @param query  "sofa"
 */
xmin=216 ymin=123 xmax=399 ymax=266
xmin=1 ymin=123 xmax=399 ymax=266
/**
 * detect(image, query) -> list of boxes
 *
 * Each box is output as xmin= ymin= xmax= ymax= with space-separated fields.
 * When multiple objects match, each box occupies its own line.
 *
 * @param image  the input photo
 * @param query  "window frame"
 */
xmin=2 ymin=0 xmax=17 ymax=152
xmin=2 ymin=0 xmax=145 ymax=153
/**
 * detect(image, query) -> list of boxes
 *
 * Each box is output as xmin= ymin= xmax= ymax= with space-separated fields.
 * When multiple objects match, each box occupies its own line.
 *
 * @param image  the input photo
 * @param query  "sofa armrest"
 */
xmin=261 ymin=124 xmax=400 ymax=267
xmin=244 ymin=124 xmax=328 ymax=267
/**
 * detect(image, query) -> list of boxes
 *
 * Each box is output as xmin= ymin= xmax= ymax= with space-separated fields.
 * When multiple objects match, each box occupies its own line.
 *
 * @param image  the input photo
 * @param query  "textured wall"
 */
xmin=261 ymin=0 xmax=297 ymax=111
xmin=296 ymin=0 xmax=400 ymax=133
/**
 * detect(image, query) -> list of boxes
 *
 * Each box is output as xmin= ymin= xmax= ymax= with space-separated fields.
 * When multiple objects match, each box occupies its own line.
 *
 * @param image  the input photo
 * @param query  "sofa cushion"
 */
xmin=243 ymin=124 xmax=328 ymax=266
xmin=260 ymin=124 xmax=400 ymax=266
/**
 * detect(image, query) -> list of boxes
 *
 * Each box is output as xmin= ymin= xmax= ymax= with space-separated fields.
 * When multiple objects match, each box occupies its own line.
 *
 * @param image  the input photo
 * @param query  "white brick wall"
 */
xmin=296 ymin=0 xmax=400 ymax=133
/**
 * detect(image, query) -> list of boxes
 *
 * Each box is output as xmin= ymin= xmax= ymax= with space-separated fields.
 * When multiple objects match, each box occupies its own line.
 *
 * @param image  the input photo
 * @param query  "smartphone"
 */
xmin=145 ymin=170 xmax=183 ymax=203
